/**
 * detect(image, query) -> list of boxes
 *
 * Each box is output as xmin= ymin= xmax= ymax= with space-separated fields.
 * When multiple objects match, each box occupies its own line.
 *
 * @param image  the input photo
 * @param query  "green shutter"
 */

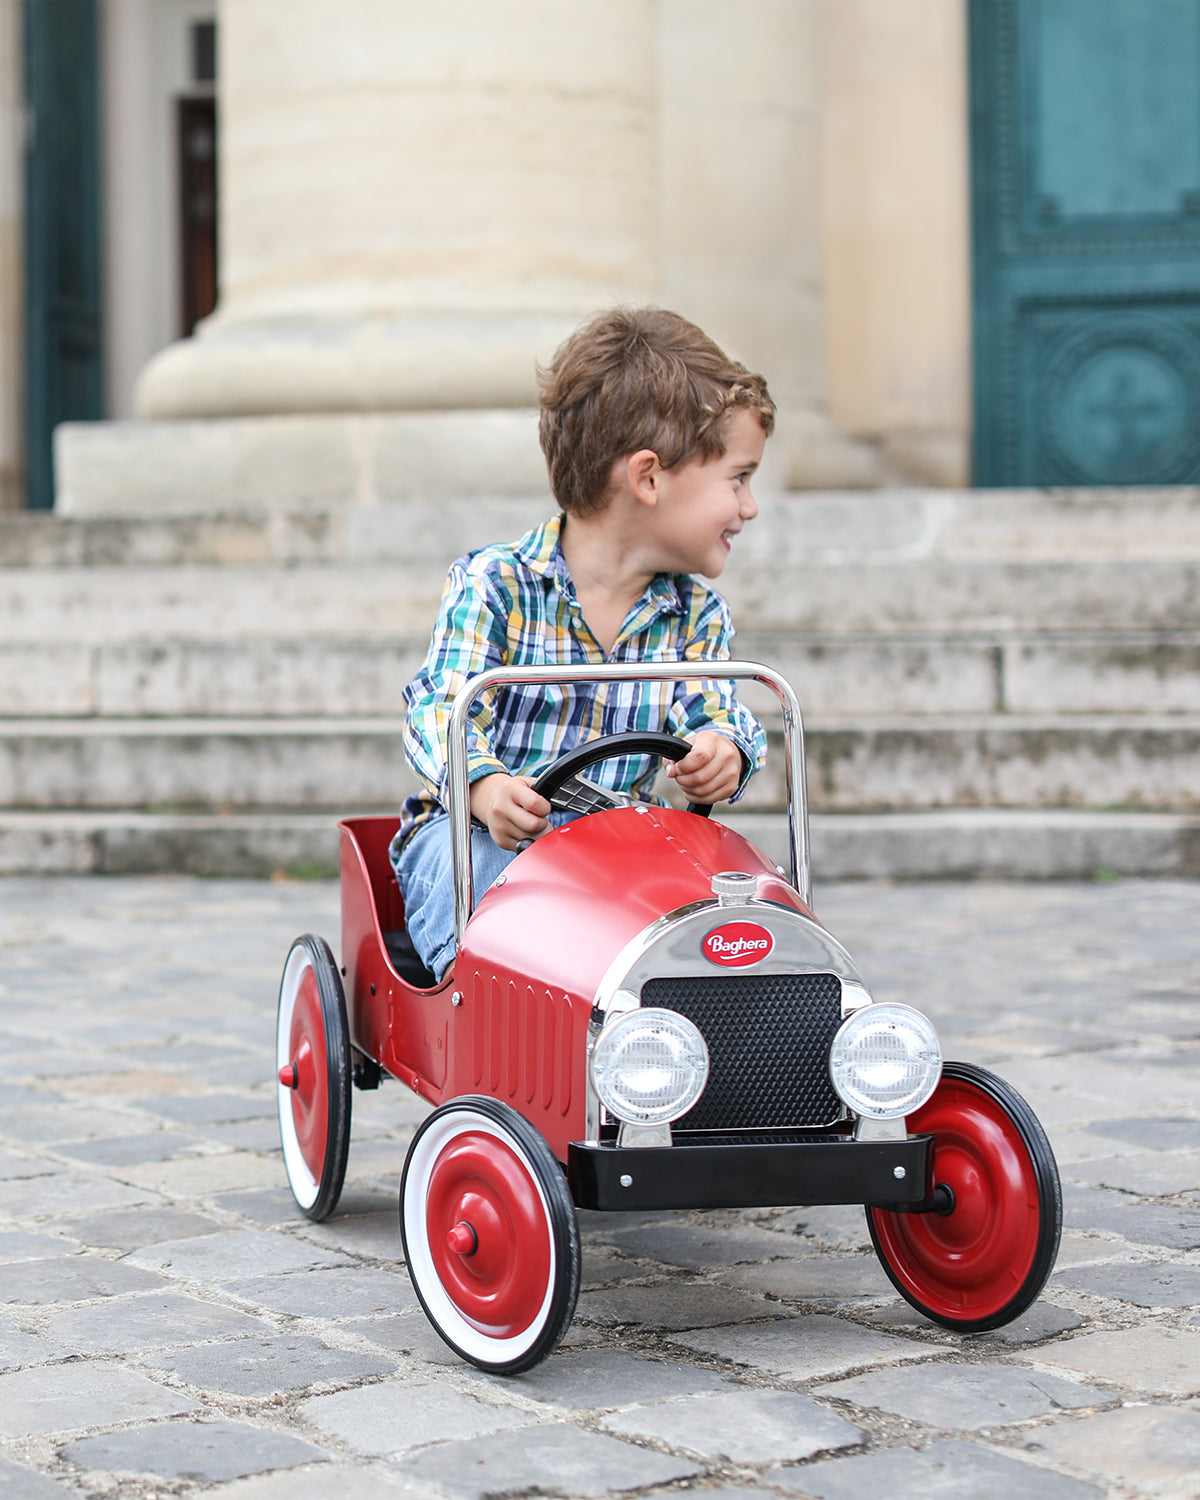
xmin=23 ymin=0 xmax=104 ymax=510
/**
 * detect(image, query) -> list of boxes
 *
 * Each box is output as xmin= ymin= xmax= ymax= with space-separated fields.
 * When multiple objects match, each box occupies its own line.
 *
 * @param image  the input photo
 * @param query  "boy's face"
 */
xmin=645 ymin=407 xmax=765 ymax=578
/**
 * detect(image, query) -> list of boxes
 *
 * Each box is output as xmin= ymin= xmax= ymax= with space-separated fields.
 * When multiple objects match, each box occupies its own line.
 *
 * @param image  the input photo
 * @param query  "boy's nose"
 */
xmin=741 ymin=486 xmax=759 ymax=520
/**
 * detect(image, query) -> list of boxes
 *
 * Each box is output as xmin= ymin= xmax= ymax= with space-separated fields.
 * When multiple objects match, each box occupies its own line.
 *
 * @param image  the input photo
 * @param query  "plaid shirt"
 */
xmin=397 ymin=514 xmax=766 ymax=843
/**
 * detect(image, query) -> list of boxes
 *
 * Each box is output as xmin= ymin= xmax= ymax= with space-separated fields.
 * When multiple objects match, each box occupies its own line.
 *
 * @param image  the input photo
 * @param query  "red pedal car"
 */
xmin=276 ymin=662 xmax=1062 ymax=1373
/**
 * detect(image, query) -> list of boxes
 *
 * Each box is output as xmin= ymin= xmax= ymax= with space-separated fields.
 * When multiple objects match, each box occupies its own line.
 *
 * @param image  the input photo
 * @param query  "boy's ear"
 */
xmin=626 ymin=449 xmax=662 ymax=508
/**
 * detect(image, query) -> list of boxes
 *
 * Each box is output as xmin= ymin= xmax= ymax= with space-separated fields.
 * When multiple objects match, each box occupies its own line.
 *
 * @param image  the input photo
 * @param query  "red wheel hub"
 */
xmin=871 ymin=1076 xmax=1040 ymax=1321
xmin=287 ymin=966 xmax=328 ymax=1175
xmin=425 ymin=1130 xmax=551 ymax=1339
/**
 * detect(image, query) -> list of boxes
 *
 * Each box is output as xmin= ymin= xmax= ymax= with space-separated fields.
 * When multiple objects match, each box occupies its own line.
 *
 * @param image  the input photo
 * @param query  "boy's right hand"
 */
xmin=469 ymin=773 xmax=552 ymax=851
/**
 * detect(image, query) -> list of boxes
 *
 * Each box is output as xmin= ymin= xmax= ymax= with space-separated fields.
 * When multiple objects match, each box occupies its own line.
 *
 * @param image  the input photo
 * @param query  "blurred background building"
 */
xmin=1 ymin=0 xmax=1198 ymax=879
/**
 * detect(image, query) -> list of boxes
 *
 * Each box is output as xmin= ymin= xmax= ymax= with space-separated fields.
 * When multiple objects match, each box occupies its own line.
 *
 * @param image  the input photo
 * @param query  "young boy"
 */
xmin=391 ymin=306 xmax=774 ymax=981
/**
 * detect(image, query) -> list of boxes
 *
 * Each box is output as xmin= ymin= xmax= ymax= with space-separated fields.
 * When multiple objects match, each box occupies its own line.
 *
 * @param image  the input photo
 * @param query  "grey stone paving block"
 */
xmin=0 ymin=1151 xmax=59 ymax=1181
xmin=133 ymin=1091 xmax=276 ymax=1124
xmin=763 ymin=1204 xmax=874 ymax=1252
xmin=639 ymin=1490 xmax=780 ymax=1500
xmin=0 ymin=1360 xmax=199 ymax=1438
xmin=1053 ymin=1228 xmax=1134 ymax=1269
xmin=390 ymin=1422 xmax=701 ymax=1500
xmin=60 ymin=1419 xmax=327 ymax=1483
xmin=575 ymin=1280 xmax=778 ymax=1331
xmin=594 ymin=1219 xmax=812 ymax=1271
xmin=53 ymin=1132 xmax=204 ymax=1166
xmin=0 ymin=1321 xmax=68 ymax=1372
xmin=44 ymin=1291 xmax=270 ymax=1354
xmin=294 ymin=1209 xmax=407 ymax=1261
xmin=770 ymin=1437 xmax=1104 ymax=1499
xmin=0 ymin=1086 xmax=60 ymax=1111
xmin=1022 ymin=1402 xmax=1200 ymax=1493
xmin=579 ymin=1241 xmax=661 ymax=1287
xmin=203 ymin=1469 xmax=420 ymax=1500
xmin=1085 ymin=1115 xmax=1200 ymax=1150
xmin=0 ymin=1254 xmax=166 ymax=1304
xmin=717 ymin=1254 xmax=895 ymax=1302
xmin=0 ymin=1169 xmax=152 ymax=1219
xmin=214 ymin=1187 xmax=301 ymax=1225
xmin=1053 ymin=1259 xmax=1200 ymax=1308
xmin=0 ymin=1104 xmax=148 ymax=1146
xmin=602 ymin=1388 xmax=865 ymax=1465
xmin=1033 ymin=1325 xmax=1200 ymax=1396
xmin=0 ymin=1456 xmax=76 ymax=1498
xmin=225 ymin=1265 xmax=419 ymax=1319
xmin=1068 ymin=1202 xmax=1200 ymax=1250
xmin=55 ymin=1204 xmax=222 ymax=1251
xmin=300 ymin=1376 xmax=536 ymax=1459
xmin=982 ymin=1302 xmax=1084 ymax=1345
xmin=671 ymin=1313 xmax=946 ymax=1380
xmin=0 ymin=1229 xmax=77 ymax=1261
xmin=1061 ymin=1183 xmax=1130 ymax=1212
xmin=128 ymin=1228 xmax=351 ymax=1281
xmin=143 ymin=1331 xmax=396 ymax=1395
xmin=201 ymin=1118 xmax=286 ymax=1151
xmin=465 ymin=1346 xmax=735 ymax=1410
xmin=815 ymin=1361 xmax=1109 ymax=1430
xmin=1065 ymin=1150 xmax=1200 ymax=1195
xmin=349 ymin=1309 xmax=478 ymax=1365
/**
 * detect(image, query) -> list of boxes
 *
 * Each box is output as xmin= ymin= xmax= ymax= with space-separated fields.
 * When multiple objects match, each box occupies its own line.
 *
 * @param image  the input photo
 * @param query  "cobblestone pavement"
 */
xmin=1 ymin=874 xmax=1199 ymax=1500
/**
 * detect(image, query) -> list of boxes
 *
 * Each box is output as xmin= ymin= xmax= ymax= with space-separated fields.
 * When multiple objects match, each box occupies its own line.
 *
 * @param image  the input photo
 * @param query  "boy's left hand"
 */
xmin=666 ymin=730 xmax=743 ymax=805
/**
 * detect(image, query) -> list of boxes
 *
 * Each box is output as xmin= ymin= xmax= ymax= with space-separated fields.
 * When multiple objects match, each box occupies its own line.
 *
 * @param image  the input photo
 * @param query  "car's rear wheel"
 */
xmin=868 ymin=1060 xmax=1061 ymax=1331
xmin=400 ymin=1097 xmax=580 ymax=1373
xmin=276 ymin=934 xmax=352 ymax=1221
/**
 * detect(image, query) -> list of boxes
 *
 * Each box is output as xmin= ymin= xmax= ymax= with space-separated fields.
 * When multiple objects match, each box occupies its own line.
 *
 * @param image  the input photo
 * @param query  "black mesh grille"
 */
xmin=641 ymin=972 xmax=844 ymax=1130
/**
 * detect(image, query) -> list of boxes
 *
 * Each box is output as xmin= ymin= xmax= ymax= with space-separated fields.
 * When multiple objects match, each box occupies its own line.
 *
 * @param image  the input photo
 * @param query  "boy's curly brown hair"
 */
xmin=537 ymin=306 xmax=775 ymax=516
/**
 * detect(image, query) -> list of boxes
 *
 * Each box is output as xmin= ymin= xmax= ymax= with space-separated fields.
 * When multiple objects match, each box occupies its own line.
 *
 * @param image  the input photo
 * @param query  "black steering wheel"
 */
xmin=529 ymin=730 xmax=713 ymax=821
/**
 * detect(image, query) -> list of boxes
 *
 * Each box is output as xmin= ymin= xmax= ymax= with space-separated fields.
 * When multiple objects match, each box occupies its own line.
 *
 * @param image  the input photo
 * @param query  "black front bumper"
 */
xmin=568 ymin=1129 xmax=933 ymax=1212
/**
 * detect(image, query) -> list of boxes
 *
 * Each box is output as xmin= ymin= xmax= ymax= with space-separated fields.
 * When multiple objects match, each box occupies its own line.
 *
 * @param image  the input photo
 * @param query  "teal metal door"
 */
xmin=970 ymin=0 xmax=1200 ymax=486
xmin=23 ymin=0 xmax=103 ymax=510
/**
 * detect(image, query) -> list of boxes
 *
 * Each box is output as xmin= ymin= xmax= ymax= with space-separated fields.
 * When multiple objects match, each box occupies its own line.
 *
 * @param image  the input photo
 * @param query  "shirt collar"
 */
xmin=515 ymin=514 xmax=686 ymax=616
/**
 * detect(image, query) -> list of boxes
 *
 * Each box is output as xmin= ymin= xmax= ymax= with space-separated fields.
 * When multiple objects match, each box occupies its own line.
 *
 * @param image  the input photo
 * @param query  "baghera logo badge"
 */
xmin=702 ymin=921 xmax=774 ymax=968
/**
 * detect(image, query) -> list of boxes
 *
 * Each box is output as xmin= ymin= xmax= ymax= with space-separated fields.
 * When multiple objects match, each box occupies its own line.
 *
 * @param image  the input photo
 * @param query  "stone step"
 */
xmin=5 ymin=553 xmax=1200 ymax=642
xmin=2 ymin=715 xmax=1198 ymax=812
xmin=2 ymin=806 xmax=1195 ymax=881
xmin=2 ymin=631 xmax=1198 ymax=718
xmin=16 ymin=483 xmax=1200 ymax=566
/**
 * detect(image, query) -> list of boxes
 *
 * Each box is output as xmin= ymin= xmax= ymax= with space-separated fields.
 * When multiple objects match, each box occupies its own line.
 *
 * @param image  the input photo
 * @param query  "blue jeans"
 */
xmin=391 ymin=811 xmax=579 ymax=981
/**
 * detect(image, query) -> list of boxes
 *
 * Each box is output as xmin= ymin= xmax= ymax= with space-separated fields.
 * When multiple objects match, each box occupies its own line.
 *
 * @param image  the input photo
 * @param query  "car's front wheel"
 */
xmin=868 ymin=1060 xmax=1062 ymax=1331
xmin=400 ymin=1097 xmax=580 ymax=1373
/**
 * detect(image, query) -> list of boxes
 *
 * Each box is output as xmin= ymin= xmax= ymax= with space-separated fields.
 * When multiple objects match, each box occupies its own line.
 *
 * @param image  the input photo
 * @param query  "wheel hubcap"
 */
xmin=425 ymin=1131 xmax=551 ymax=1338
xmin=287 ymin=967 xmax=328 ymax=1173
xmin=872 ymin=1078 xmax=1040 ymax=1319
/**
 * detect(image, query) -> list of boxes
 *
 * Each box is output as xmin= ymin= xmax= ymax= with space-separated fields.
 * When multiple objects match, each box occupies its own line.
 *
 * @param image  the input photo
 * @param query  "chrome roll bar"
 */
xmin=446 ymin=661 xmax=810 ymax=946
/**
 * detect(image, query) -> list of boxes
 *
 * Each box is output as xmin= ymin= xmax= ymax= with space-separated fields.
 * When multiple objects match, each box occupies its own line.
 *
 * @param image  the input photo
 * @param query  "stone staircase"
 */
xmin=1 ymin=487 xmax=1198 ymax=879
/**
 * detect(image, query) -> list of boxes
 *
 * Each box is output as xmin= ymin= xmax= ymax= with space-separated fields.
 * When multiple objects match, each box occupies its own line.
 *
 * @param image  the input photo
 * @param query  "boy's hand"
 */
xmin=666 ymin=730 xmax=743 ymax=805
xmin=470 ymin=773 xmax=552 ymax=851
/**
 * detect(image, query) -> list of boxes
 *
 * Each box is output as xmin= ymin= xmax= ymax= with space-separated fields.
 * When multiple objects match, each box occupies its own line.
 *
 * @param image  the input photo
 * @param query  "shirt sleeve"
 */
xmin=665 ymin=586 xmax=767 ymax=802
xmin=402 ymin=559 xmax=513 ymax=807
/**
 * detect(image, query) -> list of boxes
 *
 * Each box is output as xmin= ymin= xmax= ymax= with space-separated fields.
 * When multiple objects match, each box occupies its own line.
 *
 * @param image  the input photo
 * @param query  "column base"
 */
xmin=133 ymin=311 xmax=583 ymax=421
xmin=54 ymin=409 xmax=549 ymax=516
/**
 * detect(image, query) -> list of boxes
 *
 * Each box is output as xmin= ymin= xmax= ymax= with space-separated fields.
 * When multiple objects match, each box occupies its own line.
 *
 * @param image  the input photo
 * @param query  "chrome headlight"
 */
xmin=829 ymin=1003 xmax=941 ymax=1119
xmin=589 ymin=1008 xmax=709 ymax=1126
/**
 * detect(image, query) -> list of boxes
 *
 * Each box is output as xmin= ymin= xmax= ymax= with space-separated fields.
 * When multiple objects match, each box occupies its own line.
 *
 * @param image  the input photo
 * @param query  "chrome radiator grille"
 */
xmin=641 ymin=971 xmax=844 ymax=1130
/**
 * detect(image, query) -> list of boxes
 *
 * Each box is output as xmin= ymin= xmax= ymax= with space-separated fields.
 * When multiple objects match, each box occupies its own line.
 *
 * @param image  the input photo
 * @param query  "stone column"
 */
xmin=657 ymin=0 xmax=828 ymax=492
xmin=0 ymin=0 xmax=21 ymax=509
xmin=135 ymin=0 xmax=659 ymax=422
xmin=818 ymin=0 xmax=971 ymax=485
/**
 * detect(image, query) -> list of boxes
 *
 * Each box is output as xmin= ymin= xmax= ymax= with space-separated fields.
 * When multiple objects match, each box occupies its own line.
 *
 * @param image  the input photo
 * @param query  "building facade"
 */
xmin=2 ymin=0 xmax=1198 ymax=512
